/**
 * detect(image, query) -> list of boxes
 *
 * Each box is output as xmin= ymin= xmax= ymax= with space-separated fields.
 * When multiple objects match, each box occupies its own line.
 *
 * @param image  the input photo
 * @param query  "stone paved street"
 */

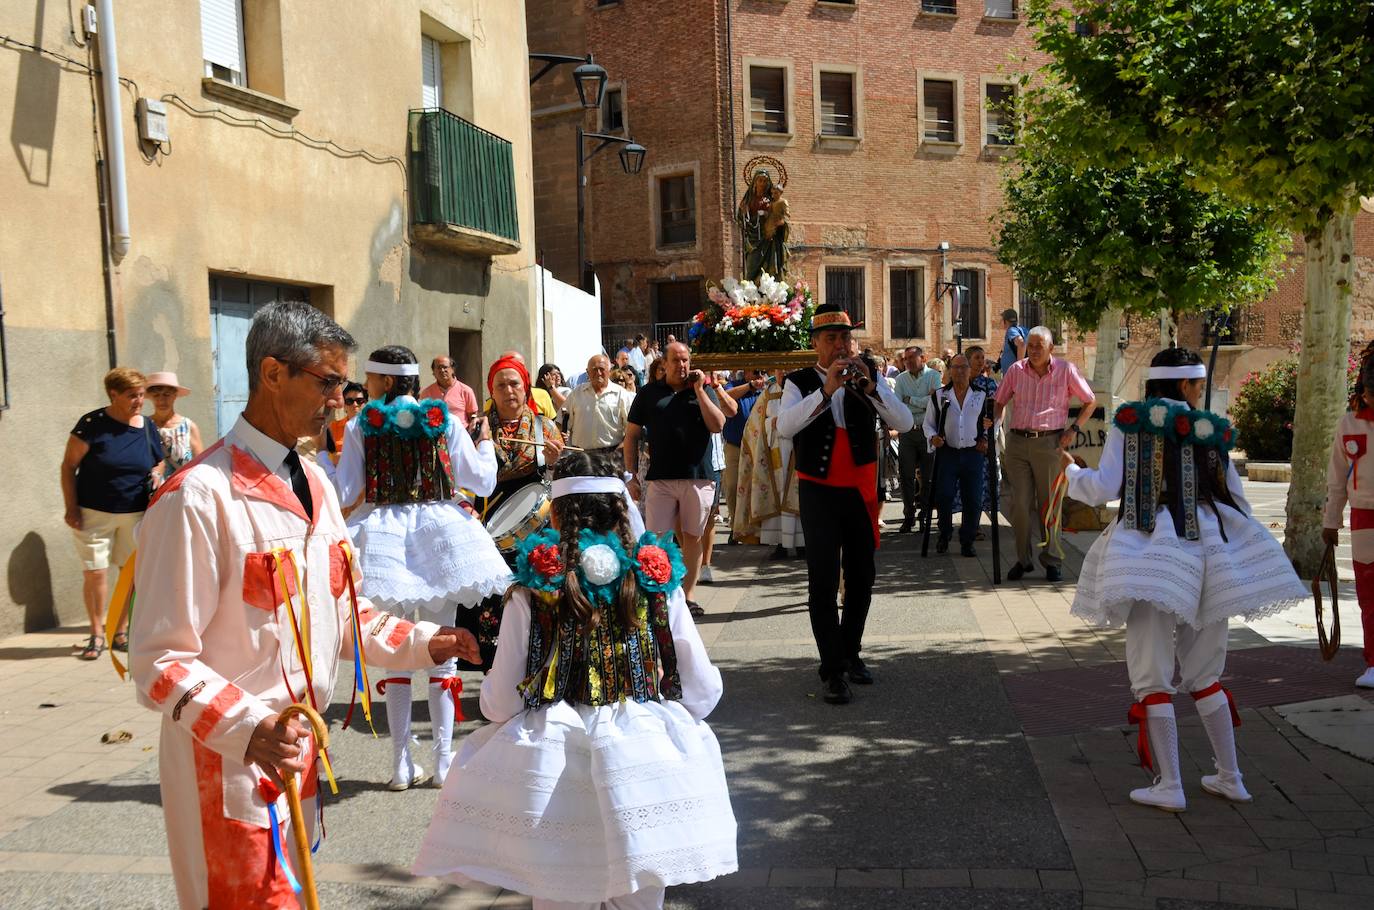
xmin=1 ymin=484 xmax=1372 ymax=909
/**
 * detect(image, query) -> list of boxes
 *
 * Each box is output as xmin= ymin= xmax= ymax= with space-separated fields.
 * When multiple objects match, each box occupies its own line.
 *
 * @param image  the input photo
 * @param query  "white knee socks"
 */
xmin=383 ymin=677 xmax=428 ymax=791
xmin=1130 ymin=702 xmax=1186 ymax=812
xmin=429 ymin=661 xmax=458 ymax=787
xmin=1195 ymin=690 xmax=1252 ymax=802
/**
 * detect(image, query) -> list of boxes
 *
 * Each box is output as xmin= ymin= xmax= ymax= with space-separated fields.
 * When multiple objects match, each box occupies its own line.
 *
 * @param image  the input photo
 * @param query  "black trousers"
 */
xmin=798 ymin=480 xmax=876 ymax=678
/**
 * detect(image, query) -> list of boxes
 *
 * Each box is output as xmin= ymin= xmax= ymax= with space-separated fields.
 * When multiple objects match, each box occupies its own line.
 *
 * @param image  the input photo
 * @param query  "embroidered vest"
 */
xmin=360 ymin=398 xmax=456 ymax=505
xmin=517 ymin=587 xmax=682 ymax=710
xmin=1113 ymin=399 xmax=1240 ymax=541
xmin=786 ymin=366 xmax=878 ymax=477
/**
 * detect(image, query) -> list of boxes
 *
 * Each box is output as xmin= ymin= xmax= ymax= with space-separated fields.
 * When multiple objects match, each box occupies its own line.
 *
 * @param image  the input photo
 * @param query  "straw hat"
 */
xmin=144 ymin=371 xmax=191 ymax=397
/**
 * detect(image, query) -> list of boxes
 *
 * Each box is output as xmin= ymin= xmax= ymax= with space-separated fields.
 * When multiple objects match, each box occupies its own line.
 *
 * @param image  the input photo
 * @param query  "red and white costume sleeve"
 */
xmin=130 ymin=416 xmax=440 ymax=910
xmin=1325 ymin=408 xmax=1374 ymax=668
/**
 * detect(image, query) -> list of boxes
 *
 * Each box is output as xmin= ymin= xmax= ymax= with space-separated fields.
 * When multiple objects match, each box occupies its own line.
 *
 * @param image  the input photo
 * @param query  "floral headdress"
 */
xmin=359 ymin=398 xmax=450 ymax=439
xmin=1113 ymin=398 xmax=1236 ymax=453
xmin=513 ymin=528 xmax=686 ymax=602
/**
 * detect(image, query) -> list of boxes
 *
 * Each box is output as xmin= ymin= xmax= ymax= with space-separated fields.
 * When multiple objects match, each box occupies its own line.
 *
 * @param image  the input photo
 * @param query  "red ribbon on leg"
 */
xmin=375 ymin=676 xmax=410 ymax=696
xmin=1191 ymin=682 xmax=1241 ymax=728
xmin=1127 ymin=693 xmax=1174 ymax=770
xmin=431 ymin=676 xmax=464 ymax=723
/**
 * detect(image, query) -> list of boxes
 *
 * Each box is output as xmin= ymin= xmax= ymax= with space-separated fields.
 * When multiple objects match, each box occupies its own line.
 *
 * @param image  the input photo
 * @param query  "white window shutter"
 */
xmin=421 ymin=36 xmax=443 ymax=109
xmin=201 ymin=0 xmax=245 ymax=77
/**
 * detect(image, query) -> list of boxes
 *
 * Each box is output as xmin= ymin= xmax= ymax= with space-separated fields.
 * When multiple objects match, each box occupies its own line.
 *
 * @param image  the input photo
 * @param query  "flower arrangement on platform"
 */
xmin=687 ymin=271 xmax=815 ymax=354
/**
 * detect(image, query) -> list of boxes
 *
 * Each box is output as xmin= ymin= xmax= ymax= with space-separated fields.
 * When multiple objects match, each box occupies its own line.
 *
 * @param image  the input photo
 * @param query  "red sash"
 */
xmin=797 ymin=426 xmax=881 ymax=547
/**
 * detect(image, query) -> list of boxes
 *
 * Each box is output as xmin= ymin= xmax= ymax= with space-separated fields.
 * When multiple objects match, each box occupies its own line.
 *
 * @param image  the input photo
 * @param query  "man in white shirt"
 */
xmin=565 ymin=353 xmax=633 ymax=452
xmin=893 ymin=346 xmax=943 ymax=533
xmin=923 ymin=353 xmax=990 ymax=556
xmin=129 ymin=301 xmax=478 ymax=909
xmin=627 ymin=333 xmax=649 ymax=386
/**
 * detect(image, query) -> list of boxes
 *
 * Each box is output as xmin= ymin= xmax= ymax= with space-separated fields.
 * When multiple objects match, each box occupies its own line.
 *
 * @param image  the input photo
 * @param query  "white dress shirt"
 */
xmin=776 ymin=366 xmax=914 ymax=439
xmin=922 ymin=385 xmax=989 ymax=449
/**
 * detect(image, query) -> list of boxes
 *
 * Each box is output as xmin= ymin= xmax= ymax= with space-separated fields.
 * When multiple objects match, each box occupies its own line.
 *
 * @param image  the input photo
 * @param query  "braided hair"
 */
xmin=1352 ymin=340 xmax=1374 ymax=411
xmin=367 ymin=345 xmax=420 ymax=402
xmin=549 ymin=450 xmax=642 ymax=631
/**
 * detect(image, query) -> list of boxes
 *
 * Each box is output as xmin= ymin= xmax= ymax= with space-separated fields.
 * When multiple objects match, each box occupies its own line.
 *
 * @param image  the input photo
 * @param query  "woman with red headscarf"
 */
xmin=476 ymin=354 xmax=565 ymax=520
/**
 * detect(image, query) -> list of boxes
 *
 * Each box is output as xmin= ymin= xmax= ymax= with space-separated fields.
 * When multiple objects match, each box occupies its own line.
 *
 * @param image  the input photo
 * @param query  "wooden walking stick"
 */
xmin=920 ymin=390 xmax=951 ymax=558
xmin=984 ymin=397 xmax=1002 ymax=585
xmin=278 ymin=703 xmax=330 ymax=910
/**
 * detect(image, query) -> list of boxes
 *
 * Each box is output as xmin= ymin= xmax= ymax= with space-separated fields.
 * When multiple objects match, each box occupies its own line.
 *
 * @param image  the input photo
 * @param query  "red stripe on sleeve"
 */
xmin=386 ymin=619 xmax=415 ymax=649
xmin=149 ymin=663 xmax=190 ymax=705
xmin=192 ymin=682 xmax=244 ymax=742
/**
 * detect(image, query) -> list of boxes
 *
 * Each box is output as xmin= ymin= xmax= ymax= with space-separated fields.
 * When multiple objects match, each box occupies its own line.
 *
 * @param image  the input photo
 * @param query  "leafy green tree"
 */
xmin=1025 ymin=0 xmax=1374 ymax=575
xmin=995 ymin=146 xmax=1286 ymax=333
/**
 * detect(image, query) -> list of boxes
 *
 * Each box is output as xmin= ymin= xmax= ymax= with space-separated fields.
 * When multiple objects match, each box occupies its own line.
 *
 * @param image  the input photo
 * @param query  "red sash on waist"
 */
xmin=1352 ymin=507 xmax=1374 ymax=531
xmin=797 ymin=426 xmax=881 ymax=547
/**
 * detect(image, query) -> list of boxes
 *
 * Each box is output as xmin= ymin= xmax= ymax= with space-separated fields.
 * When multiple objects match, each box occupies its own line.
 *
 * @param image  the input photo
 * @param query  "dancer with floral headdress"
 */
xmin=1062 ymin=347 xmax=1305 ymax=812
xmin=1323 ymin=339 xmax=1374 ymax=690
xmin=413 ymin=451 xmax=736 ymax=909
xmin=336 ymin=345 xmax=512 ymax=791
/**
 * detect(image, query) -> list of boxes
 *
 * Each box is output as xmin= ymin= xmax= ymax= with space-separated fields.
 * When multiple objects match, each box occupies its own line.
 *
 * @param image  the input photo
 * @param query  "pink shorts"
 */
xmin=644 ymin=479 xmax=715 ymax=538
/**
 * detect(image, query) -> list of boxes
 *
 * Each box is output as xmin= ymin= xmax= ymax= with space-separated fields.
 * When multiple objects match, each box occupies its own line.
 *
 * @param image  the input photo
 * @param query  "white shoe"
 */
xmin=1356 ymin=667 xmax=1374 ymax=688
xmin=1202 ymin=767 xmax=1254 ymax=803
xmin=1130 ymin=778 xmax=1187 ymax=812
xmin=699 ymin=565 xmax=715 ymax=584
xmin=388 ymin=738 xmax=430 ymax=791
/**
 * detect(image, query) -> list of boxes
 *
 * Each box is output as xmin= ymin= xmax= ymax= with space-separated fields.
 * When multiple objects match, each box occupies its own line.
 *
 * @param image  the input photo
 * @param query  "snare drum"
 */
xmin=486 ymin=482 xmax=552 ymax=557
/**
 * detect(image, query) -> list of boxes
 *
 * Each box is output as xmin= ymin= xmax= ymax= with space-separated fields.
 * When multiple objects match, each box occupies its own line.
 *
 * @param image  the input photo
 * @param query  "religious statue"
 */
xmin=736 ymin=156 xmax=790 ymax=282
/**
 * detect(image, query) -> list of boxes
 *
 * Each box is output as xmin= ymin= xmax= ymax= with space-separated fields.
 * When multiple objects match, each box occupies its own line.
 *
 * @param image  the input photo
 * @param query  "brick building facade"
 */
xmin=528 ymin=0 xmax=1374 ymax=410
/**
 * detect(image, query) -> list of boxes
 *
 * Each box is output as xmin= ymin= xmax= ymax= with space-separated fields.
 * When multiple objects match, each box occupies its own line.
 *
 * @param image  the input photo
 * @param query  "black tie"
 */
xmin=283 ymin=449 xmax=314 ymax=521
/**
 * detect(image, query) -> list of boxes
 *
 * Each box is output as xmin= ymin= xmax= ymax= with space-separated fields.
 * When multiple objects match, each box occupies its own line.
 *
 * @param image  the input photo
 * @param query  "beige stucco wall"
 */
xmin=0 ymin=0 xmax=535 ymax=637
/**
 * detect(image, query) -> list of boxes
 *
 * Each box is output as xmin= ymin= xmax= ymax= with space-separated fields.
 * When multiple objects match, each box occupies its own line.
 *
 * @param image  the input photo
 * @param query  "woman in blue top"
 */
xmin=60 ymin=368 xmax=165 ymax=660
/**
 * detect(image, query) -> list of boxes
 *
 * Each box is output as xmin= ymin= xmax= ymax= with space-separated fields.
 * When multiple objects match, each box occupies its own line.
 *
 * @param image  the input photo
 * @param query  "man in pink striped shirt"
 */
xmin=993 ymin=326 xmax=1095 ymax=582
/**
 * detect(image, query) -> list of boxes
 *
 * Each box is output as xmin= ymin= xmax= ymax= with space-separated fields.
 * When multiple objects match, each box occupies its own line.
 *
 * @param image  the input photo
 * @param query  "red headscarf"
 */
xmin=487 ymin=355 xmax=536 ymax=410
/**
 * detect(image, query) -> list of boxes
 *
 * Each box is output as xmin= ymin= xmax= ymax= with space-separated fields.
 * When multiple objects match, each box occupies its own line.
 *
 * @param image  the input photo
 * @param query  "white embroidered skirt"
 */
xmin=1073 ymin=503 xmax=1307 ymax=629
xmin=412 ymin=699 xmax=738 ymax=902
xmin=347 ymin=501 xmax=512 ymax=617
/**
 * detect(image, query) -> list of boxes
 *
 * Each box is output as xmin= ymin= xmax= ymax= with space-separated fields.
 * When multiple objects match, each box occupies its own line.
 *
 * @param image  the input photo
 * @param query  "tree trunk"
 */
xmin=1283 ymin=204 xmax=1358 ymax=577
xmin=1092 ymin=308 xmax=1122 ymax=396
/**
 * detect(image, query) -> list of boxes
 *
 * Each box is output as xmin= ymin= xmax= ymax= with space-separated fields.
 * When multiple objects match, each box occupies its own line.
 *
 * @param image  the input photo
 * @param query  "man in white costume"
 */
xmin=130 ymin=301 xmax=479 ymax=909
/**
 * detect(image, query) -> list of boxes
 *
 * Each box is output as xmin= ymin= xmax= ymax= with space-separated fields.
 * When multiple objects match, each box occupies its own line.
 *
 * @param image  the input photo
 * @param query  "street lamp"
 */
xmin=529 ymin=53 xmax=607 ymax=109
xmin=578 ymin=129 xmax=648 ymax=292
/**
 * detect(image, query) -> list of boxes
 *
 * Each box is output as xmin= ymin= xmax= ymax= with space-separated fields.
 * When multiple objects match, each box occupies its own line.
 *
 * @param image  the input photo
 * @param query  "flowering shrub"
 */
xmin=1230 ymin=353 xmax=1361 ymax=461
xmin=688 ymin=271 xmax=816 ymax=354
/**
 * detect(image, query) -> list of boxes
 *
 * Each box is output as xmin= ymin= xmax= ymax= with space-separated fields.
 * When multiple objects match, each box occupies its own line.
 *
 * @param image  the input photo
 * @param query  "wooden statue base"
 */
xmin=689 ymin=350 xmax=817 ymax=372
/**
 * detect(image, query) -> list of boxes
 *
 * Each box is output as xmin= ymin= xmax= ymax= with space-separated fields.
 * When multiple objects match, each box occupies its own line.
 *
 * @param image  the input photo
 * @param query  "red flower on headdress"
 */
xmin=1173 ymin=414 xmax=1192 ymax=437
xmin=426 ymin=406 xmax=445 ymax=428
xmin=1222 ymin=428 xmax=1234 ymax=444
xmin=637 ymin=546 xmax=672 ymax=584
xmin=1117 ymin=407 xmax=1138 ymax=425
xmin=529 ymin=544 xmax=563 ymax=578
xmin=366 ymin=408 xmax=385 ymax=428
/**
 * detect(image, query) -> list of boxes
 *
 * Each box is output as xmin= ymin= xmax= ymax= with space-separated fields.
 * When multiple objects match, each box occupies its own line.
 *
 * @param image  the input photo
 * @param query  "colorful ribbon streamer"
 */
xmin=337 ymin=542 xmax=376 ymax=736
xmin=1039 ymin=467 xmax=1069 ymax=559
xmin=272 ymin=550 xmax=338 ymax=796
xmin=258 ymin=777 xmax=302 ymax=896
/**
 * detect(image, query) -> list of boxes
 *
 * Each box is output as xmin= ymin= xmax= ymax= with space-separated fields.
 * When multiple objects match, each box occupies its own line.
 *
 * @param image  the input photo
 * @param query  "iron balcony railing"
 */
xmin=408 ymin=108 xmax=519 ymax=243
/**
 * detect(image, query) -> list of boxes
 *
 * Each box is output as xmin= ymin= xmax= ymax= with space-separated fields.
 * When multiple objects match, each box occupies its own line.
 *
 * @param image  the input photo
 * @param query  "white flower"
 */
xmin=394 ymin=408 xmax=416 ymax=429
xmin=1194 ymin=418 xmax=1215 ymax=440
xmin=580 ymin=544 xmax=622 ymax=585
xmin=1148 ymin=404 xmax=1169 ymax=428
xmin=721 ymin=277 xmax=739 ymax=295
xmin=1347 ymin=439 xmax=1362 ymax=455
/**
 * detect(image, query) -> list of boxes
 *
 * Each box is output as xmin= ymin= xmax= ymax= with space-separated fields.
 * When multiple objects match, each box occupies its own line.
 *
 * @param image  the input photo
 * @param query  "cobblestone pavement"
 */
xmin=1 ymin=480 xmax=1371 ymax=909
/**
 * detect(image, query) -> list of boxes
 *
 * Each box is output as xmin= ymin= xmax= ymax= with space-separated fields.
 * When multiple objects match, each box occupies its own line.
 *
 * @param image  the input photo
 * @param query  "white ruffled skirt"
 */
xmin=412 ymin=699 xmax=738 ymax=903
xmin=1072 ymin=503 xmax=1307 ymax=629
xmin=347 ymin=502 xmax=512 ymax=617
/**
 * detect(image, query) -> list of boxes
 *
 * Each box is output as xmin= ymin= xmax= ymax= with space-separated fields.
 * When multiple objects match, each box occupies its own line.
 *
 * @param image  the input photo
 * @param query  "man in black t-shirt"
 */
xmin=625 ymin=342 xmax=736 ymax=615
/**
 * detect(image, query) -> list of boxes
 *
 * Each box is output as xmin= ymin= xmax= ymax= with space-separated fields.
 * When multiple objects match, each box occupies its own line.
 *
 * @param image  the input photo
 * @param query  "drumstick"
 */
xmin=503 ymin=436 xmax=585 ymax=452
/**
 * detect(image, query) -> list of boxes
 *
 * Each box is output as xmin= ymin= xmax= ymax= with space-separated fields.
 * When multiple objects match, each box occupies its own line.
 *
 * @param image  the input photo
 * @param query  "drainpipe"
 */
xmin=95 ymin=0 xmax=131 ymax=260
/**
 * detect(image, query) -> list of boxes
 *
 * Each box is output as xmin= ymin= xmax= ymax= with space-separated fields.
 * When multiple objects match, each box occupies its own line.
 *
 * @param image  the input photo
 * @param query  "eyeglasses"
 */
xmin=344 ymin=396 xmax=366 ymax=405
xmin=296 ymin=363 xmax=347 ymax=395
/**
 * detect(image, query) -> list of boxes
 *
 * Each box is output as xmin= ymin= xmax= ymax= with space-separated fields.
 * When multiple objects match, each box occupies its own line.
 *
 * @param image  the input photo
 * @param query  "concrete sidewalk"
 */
xmin=1 ymin=496 xmax=1372 ymax=909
